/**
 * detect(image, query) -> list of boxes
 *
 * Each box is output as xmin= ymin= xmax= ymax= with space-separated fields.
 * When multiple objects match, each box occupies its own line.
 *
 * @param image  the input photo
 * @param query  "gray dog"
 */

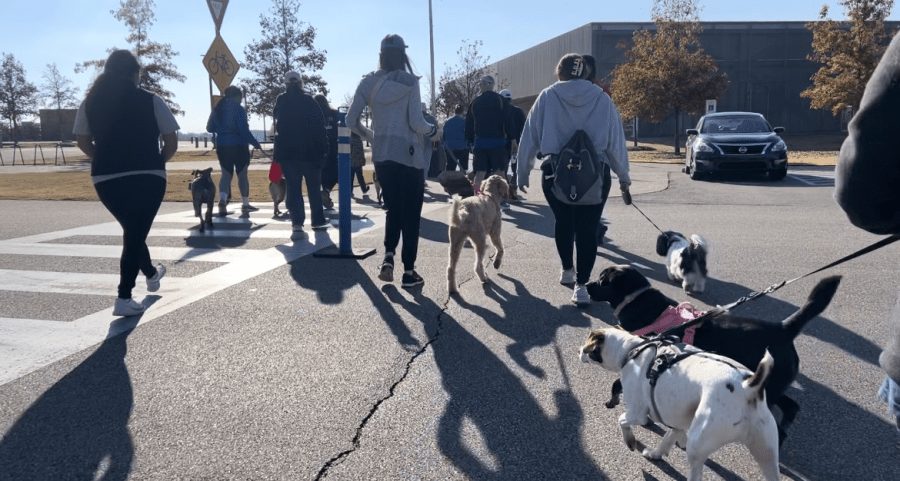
xmin=189 ymin=168 xmax=216 ymax=232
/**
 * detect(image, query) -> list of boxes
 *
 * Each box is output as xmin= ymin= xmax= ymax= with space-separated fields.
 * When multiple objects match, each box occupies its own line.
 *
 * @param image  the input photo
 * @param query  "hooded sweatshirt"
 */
xmin=346 ymin=69 xmax=437 ymax=170
xmin=516 ymin=79 xmax=630 ymax=189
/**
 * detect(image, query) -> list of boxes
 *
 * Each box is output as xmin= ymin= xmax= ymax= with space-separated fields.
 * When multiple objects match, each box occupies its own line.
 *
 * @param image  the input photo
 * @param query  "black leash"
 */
xmin=657 ymin=232 xmax=900 ymax=336
xmin=630 ymin=202 xmax=665 ymax=235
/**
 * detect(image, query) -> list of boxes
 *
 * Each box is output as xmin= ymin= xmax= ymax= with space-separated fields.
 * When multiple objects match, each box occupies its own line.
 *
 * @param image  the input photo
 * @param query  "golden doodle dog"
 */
xmin=447 ymin=175 xmax=509 ymax=293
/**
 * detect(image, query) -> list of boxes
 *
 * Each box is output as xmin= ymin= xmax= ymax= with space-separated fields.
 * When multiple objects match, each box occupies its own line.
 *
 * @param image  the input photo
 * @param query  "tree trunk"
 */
xmin=673 ymin=109 xmax=681 ymax=156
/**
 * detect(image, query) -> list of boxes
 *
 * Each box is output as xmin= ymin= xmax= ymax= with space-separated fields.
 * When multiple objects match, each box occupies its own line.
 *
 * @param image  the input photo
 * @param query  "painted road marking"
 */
xmin=0 ymin=202 xmax=447 ymax=385
xmin=789 ymin=170 xmax=835 ymax=186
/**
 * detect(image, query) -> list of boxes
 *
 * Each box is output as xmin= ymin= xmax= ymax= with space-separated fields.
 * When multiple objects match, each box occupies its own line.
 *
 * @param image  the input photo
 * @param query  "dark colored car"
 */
xmin=684 ymin=112 xmax=788 ymax=181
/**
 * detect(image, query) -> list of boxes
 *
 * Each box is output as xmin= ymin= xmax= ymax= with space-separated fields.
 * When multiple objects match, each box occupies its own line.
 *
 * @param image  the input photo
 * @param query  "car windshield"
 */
xmin=702 ymin=117 xmax=771 ymax=134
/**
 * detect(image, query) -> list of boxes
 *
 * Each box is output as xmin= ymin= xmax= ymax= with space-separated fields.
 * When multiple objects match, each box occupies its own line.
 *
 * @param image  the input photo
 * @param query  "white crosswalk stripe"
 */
xmin=789 ymin=169 xmax=835 ymax=186
xmin=0 ymin=202 xmax=448 ymax=386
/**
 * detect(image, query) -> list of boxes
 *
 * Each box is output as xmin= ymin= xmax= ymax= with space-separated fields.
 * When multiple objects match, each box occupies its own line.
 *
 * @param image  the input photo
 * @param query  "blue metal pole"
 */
xmin=337 ymin=111 xmax=351 ymax=255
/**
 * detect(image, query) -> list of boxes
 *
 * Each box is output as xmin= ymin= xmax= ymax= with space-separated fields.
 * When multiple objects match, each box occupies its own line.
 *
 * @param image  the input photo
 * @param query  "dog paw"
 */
xmin=493 ymin=258 xmax=502 ymax=269
xmin=642 ymin=448 xmax=664 ymax=460
xmin=623 ymin=432 xmax=637 ymax=451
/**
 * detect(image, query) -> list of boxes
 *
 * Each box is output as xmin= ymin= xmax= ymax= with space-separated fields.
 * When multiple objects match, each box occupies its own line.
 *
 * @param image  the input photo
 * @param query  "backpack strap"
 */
xmin=367 ymin=74 xmax=388 ymax=110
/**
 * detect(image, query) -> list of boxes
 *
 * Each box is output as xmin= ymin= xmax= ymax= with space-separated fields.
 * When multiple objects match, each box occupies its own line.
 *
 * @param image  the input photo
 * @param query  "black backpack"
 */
xmin=543 ymin=129 xmax=605 ymax=204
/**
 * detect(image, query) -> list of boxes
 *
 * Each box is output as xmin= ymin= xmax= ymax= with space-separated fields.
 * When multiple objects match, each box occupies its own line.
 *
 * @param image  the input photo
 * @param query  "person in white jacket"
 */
xmin=516 ymin=53 xmax=632 ymax=306
xmin=346 ymin=34 xmax=440 ymax=288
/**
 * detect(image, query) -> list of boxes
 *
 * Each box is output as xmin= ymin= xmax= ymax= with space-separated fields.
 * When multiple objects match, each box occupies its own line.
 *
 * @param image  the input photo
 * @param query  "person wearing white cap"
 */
xmin=346 ymin=34 xmax=441 ymax=288
xmin=272 ymin=71 xmax=331 ymax=233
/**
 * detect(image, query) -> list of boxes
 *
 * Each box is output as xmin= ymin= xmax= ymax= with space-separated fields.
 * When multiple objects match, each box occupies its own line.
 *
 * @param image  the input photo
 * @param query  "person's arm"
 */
xmin=161 ymin=132 xmax=177 ymax=162
xmin=76 ymin=135 xmax=95 ymax=158
xmin=464 ymin=104 xmax=474 ymax=146
xmin=834 ymin=33 xmax=900 ymax=235
xmin=346 ymin=78 xmax=375 ymax=143
xmin=516 ymin=93 xmax=546 ymax=189
xmin=237 ymin=106 xmax=264 ymax=151
xmin=407 ymin=83 xmax=438 ymax=138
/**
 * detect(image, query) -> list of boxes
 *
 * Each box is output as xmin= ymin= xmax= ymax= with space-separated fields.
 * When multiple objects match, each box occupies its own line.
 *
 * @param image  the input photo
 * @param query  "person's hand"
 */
xmin=621 ymin=184 xmax=632 ymax=205
xmin=429 ymin=129 xmax=442 ymax=142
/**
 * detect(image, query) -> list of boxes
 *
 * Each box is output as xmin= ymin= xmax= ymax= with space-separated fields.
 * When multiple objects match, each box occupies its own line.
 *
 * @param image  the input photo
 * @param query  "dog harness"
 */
xmin=632 ymin=302 xmax=704 ymax=344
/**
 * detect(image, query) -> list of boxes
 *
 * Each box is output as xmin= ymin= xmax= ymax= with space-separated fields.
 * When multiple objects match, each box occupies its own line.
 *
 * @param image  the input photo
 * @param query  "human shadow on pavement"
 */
xmin=499 ymin=202 xmax=555 ymax=239
xmin=0 ymin=317 xmax=140 ymax=480
xmin=431 ymin=302 xmax=608 ymax=479
xmin=181 ymin=223 xmax=267 ymax=250
xmin=597 ymin=243 xmax=883 ymax=367
xmin=452 ymin=273 xmax=597 ymax=378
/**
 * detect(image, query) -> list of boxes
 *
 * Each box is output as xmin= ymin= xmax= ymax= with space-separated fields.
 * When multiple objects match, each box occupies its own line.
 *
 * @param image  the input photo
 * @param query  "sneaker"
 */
xmin=559 ymin=268 xmax=576 ymax=285
xmin=113 ymin=297 xmax=145 ymax=317
xmin=146 ymin=264 xmax=166 ymax=292
xmin=572 ymin=284 xmax=590 ymax=307
xmin=362 ymin=185 xmax=370 ymax=194
xmin=218 ymin=201 xmax=227 ymax=216
xmin=509 ymin=190 xmax=519 ymax=201
xmin=378 ymin=257 xmax=394 ymax=282
xmin=241 ymin=204 xmax=260 ymax=212
xmin=322 ymin=191 xmax=334 ymax=209
xmin=500 ymin=201 xmax=511 ymax=211
xmin=401 ymin=270 xmax=425 ymax=288
xmin=311 ymin=222 xmax=330 ymax=230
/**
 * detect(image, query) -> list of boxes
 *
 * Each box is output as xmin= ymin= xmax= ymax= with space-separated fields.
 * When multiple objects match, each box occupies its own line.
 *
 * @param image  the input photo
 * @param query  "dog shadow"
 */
xmin=0 ymin=317 xmax=141 ymax=480
xmin=431 ymin=305 xmax=609 ymax=479
xmin=451 ymin=273 xmax=595 ymax=378
xmin=597 ymin=243 xmax=883 ymax=367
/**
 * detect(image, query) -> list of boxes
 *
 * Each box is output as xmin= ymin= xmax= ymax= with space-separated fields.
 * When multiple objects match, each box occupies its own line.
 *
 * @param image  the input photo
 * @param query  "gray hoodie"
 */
xmin=346 ymin=70 xmax=436 ymax=170
xmin=517 ymin=79 xmax=630 ymax=188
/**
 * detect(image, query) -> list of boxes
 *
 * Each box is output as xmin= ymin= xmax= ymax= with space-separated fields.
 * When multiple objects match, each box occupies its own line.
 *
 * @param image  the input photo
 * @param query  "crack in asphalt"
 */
xmin=314 ymin=294 xmax=449 ymax=479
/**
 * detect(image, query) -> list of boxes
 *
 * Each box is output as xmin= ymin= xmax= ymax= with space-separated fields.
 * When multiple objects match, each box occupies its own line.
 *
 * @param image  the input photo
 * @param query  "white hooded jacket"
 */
xmin=346 ymin=69 xmax=436 ymax=170
xmin=516 ymin=79 xmax=630 ymax=188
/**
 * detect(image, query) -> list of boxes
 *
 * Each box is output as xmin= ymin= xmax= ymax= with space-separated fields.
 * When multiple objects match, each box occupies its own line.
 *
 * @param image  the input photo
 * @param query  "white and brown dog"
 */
xmin=656 ymin=231 xmax=708 ymax=295
xmin=580 ymin=328 xmax=780 ymax=481
xmin=447 ymin=175 xmax=509 ymax=293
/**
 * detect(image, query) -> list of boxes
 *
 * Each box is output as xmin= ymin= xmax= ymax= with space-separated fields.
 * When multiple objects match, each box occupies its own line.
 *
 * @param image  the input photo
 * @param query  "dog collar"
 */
xmin=614 ymin=286 xmax=653 ymax=317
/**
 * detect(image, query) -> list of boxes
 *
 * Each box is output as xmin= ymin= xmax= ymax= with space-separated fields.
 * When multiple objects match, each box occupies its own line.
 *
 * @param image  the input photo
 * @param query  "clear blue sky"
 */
xmin=2 ymin=0 xmax=897 ymax=133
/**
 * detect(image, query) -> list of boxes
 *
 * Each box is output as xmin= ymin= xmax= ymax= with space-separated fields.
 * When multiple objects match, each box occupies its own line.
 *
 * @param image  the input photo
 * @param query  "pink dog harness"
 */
xmin=631 ymin=302 xmax=705 ymax=344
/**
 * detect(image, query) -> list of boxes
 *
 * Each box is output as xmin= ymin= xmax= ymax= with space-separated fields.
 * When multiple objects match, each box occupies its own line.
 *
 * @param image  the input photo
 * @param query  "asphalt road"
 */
xmin=0 ymin=164 xmax=897 ymax=480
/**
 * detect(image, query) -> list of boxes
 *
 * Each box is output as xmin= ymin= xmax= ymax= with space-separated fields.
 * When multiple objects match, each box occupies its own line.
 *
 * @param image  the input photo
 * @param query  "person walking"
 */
xmin=350 ymin=131 xmax=369 ymax=195
xmin=516 ymin=53 xmax=631 ymax=306
xmin=315 ymin=94 xmax=339 ymax=210
xmin=465 ymin=75 xmax=508 ymax=190
xmin=582 ymin=54 xmax=613 ymax=244
xmin=834 ymin=32 xmax=900 ymax=433
xmin=442 ymin=104 xmax=468 ymax=172
xmin=273 ymin=71 xmax=330 ymax=233
xmin=206 ymin=85 xmax=268 ymax=215
xmin=500 ymin=89 xmax=526 ymax=201
xmin=346 ymin=34 xmax=440 ymax=287
xmin=73 ymin=49 xmax=178 ymax=316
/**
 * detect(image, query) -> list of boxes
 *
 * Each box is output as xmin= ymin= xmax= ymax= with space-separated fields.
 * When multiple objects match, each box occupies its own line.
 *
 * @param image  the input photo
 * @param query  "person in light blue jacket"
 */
xmin=346 ymin=34 xmax=440 ymax=288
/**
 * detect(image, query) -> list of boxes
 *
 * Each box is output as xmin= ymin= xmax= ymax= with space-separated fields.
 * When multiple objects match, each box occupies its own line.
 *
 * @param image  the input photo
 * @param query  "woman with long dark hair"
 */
xmin=74 ymin=49 xmax=179 ymax=316
xmin=207 ymin=85 xmax=267 ymax=214
xmin=346 ymin=34 xmax=440 ymax=287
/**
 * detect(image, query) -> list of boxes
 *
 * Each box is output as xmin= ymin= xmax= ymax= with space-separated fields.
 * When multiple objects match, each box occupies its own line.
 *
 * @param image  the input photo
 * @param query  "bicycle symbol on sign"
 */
xmin=207 ymin=51 xmax=235 ymax=77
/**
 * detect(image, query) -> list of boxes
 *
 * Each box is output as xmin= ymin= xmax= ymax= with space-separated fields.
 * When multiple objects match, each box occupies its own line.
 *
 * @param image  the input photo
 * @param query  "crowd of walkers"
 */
xmin=74 ymin=32 xmax=900 ymax=429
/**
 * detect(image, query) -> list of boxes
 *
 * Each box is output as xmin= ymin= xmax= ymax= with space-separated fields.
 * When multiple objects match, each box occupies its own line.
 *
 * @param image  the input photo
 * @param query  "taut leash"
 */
xmin=630 ymin=202 xmax=665 ymax=235
xmin=657 ymin=232 xmax=900 ymax=337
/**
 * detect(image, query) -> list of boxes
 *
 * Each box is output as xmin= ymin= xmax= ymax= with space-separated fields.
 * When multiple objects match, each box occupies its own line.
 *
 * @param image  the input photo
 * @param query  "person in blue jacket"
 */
xmin=442 ymin=104 xmax=468 ymax=172
xmin=206 ymin=86 xmax=268 ymax=215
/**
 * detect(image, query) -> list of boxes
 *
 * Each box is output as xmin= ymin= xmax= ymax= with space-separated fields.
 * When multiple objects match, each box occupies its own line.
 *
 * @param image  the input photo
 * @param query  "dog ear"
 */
xmin=586 ymin=282 xmax=613 ymax=302
xmin=655 ymin=233 xmax=671 ymax=256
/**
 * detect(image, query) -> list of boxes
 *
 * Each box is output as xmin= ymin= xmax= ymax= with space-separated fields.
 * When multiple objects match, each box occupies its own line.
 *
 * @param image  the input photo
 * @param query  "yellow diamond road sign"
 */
xmin=204 ymin=35 xmax=239 ymax=93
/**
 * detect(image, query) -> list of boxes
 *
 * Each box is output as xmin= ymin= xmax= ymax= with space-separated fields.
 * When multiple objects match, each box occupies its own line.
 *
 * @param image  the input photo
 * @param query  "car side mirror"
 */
xmin=686 ymin=129 xmax=699 ymax=136
xmin=773 ymin=127 xmax=785 ymax=134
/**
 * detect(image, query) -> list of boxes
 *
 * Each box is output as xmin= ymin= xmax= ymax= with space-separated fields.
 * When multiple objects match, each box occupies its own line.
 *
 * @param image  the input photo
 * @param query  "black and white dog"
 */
xmin=581 ymin=329 xmax=780 ymax=481
xmin=586 ymin=264 xmax=841 ymax=445
xmin=656 ymin=231 xmax=708 ymax=295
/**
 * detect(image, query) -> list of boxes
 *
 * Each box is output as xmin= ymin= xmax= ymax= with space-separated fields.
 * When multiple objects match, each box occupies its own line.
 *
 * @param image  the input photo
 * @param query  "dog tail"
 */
xmin=690 ymin=234 xmax=708 ymax=250
xmin=449 ymin=197 xmax=462 ymax=225
xmin=780 ymin=275 xmax=842 ymax=340
xmin=743 ymin=349 xmax=774 ymax=403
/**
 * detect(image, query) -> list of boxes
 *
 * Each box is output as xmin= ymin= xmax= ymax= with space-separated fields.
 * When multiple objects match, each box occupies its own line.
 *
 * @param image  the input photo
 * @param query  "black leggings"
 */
xmin=94 ymin=174 xmax=166 ymax=299
xmin=374 ymin=161 xmax=424 ymax=271
xmin=542 ymin=164 xmax=611 ymax=285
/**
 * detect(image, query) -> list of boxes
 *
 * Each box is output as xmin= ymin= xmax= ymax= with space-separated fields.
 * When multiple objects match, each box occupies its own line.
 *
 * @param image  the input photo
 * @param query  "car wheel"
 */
xmin=689 ymin=159 xmax=704 ymax=180
xmin=768 ymin=166 xmax=787 ymax=181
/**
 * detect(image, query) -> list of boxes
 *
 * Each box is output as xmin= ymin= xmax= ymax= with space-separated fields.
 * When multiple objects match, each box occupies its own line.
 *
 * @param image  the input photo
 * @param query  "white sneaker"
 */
xmin=113 ymin=297 xmax=145 ymax=316
xmin=559 ymin=268 xmax=576 ymax=285
xmin=572 ymin=284 xmax=590 ymax=307
xmin=146 ymin=264 xmax=166 ymax=292
xmin=311 ymin=222 xmax=330 ymax=230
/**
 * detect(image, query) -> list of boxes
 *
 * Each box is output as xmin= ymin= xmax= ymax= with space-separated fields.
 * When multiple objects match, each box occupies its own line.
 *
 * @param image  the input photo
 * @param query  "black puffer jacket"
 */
xmin=834 ymin=33 xmax=900 ymax=383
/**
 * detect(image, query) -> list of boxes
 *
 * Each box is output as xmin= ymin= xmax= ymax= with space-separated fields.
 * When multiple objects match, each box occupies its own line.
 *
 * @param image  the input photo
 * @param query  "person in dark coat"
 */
xmin=500 ymin=89 xmax=526 ymax=200
xmin=316 ymin=94 xmax=339 ymax=210
xmin=834 ymin=32 xmax=900 ymax=432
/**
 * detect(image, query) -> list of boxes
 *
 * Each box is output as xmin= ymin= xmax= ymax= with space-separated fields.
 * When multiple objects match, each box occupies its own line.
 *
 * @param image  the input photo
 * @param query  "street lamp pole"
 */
xmin=428 ymin=0 xmax=436 ymax=117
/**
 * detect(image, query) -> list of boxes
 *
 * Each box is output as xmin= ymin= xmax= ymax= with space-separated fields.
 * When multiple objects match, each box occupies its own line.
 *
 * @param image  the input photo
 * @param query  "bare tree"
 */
xmin=41 ymin=63 xmax=81 ymax=141
xmin=801 ymin=0 xmax=895 ymax=116
xmin=610 ymin=0 xmax=728 ymax=154
xmin=435 ymin=40 xmax=492 ymax=118
xmin=239 ymin=0 xmax=327 ymax=124
xmin=0 ymin=53 xmax=39 ymax=142
xmin=76 ymin=0 xmax=186 ymax=115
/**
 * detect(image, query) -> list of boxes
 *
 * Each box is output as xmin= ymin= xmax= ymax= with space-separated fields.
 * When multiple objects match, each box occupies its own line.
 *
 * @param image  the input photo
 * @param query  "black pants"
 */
xmin=375 ymin=160 xmax=424 ymax=271
xmin=321 ymin=154 xmax=338 ymax=192
xmin=351 ymin=166 xmax=366 ymax=190
xmin=542 ymin=164 xmax=611 ymax=285
xmin=94 ymin=174 xmax=166 ymax=299
xmin=448 ymin=149 xmax=469 ymax=172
